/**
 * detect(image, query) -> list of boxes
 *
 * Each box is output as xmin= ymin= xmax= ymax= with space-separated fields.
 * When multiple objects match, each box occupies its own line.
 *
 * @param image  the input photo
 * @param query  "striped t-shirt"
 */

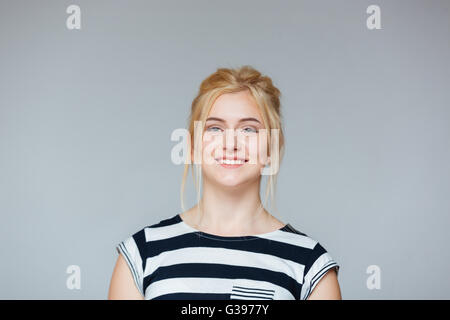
xmin=116 ymin=213 xmax=340 ymax=300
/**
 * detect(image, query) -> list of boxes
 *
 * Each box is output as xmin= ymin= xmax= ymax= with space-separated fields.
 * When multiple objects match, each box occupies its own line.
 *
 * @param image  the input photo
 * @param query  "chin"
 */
xmin=202 ymin=166 xmax=261 ymax=187
xmin=213 ymin=173 xmax=259 ymax=189
xmin=215 ymin=181 xmax=248 ymax=189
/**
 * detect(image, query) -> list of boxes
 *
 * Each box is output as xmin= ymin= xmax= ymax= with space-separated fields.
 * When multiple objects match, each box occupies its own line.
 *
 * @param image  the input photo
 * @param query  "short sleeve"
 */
xmin=301 ymin=242 xmax=340 ymax=300
xmin=116 ymin=231 xmax=145 ymax=297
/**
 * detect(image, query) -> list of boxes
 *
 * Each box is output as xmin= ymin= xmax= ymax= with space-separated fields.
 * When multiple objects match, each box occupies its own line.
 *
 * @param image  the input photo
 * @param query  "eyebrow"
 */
xmin=205 ymin=117 xmax=261 ymax=124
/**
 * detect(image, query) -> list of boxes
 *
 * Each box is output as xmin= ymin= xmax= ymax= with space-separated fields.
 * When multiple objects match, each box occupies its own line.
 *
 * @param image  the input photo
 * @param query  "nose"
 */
xmin=223 ymin=128 xmax=241 ymax=154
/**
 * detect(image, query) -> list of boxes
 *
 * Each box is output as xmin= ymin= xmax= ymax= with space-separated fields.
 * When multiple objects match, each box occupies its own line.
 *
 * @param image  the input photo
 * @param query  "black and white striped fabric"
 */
xmin=230 ymin=285 xmax=275 ymax=300
xmin=116 ymin=213 xmax=340 ymax=300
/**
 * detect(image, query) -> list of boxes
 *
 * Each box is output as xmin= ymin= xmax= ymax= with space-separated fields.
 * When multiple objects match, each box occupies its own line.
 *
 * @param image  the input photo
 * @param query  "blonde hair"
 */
xmin=180 ymin=65 xmax=285 ymax=217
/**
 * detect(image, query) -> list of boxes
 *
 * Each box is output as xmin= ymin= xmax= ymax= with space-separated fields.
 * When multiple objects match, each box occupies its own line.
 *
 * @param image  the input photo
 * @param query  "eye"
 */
xmin=206 ymin=126 xmax=223 ymax=132
xmin=242 ymin=127 xmax=258 ymax=133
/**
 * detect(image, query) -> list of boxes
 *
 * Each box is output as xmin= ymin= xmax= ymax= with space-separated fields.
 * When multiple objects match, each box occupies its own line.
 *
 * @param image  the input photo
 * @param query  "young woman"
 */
xmin=108 ymin=66 xmax=341 ymax=300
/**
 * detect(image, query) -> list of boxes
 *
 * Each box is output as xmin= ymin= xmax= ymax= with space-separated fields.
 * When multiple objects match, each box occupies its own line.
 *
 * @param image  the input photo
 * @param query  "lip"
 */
xmin=217 ymin=156 xmax=247 ymax=160
xmin=215 ymin=158 xmax=248 ymax=168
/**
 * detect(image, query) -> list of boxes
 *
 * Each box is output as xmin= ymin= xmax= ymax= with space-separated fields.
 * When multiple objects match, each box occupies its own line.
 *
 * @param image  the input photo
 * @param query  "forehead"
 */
xmin=208 ymin=91 xmax=262 ymax=121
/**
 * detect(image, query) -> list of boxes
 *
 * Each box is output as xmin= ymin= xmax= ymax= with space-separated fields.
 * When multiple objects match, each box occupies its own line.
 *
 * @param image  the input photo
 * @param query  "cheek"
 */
xmin=201 ymin=139 xmax=222 ymax=165
xmin=245 ymin=147 xmax=267 ymax=167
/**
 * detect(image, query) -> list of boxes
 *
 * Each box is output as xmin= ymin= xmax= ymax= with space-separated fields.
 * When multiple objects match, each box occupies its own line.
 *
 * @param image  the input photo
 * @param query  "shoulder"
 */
xmin=124 ymin=213 xmax=179 ymax=239
xmin=118 ymin=214 xmax=181 ymax=250
xmin=280 ymin=223 xmax=335 ymax=253
xmin=114 ymin=214 xmax=181 ymax=296
xmin=276 ymin=223 xmax=320 ymax=252
xmin=279 ymin=225 xmax=340 ymax=300
xmin=277 ymin=224 xmax=340 ymax=277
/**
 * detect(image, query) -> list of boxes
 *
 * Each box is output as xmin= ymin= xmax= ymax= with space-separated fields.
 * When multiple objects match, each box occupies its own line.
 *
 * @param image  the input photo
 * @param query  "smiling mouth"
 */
xmin=215 ymin=158 xmax=248 ymax=167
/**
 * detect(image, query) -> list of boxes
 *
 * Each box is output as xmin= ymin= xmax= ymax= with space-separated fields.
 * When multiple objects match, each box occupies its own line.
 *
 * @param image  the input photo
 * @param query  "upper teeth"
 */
xmin=217 ymin=159 xmax=245 ymax=165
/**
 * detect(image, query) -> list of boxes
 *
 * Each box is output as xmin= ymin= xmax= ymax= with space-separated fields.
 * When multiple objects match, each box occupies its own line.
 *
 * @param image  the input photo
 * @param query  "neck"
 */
xmin=192 ymin=176 xmax=270 ymax=234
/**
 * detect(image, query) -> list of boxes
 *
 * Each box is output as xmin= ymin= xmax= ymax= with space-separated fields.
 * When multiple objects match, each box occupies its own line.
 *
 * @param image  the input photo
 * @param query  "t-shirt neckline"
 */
xmin=175 ymin=213 xmax=289 ymax=241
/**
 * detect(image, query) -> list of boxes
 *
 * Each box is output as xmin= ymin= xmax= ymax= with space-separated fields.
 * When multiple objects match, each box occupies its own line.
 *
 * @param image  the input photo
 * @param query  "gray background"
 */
xmin=1 ymin=0 xmax=449 ymax=299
